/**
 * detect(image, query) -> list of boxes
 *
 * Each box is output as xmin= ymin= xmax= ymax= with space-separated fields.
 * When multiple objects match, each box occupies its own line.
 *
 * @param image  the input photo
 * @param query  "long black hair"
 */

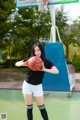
xmin=30 ymin=43 xmax=45 ymax=62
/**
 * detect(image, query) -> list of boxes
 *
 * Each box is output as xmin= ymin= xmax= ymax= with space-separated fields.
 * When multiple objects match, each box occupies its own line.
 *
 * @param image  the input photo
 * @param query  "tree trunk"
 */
xmin=66 ymin=45 xmax=69 ymax=62
xmin=8 ymin=48 xmax=12 ymax=68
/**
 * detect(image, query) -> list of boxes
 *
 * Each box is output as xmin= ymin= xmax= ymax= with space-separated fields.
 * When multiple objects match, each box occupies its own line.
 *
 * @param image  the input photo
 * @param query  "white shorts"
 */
xmin=22 ymin=80 xmax=43 ymax=96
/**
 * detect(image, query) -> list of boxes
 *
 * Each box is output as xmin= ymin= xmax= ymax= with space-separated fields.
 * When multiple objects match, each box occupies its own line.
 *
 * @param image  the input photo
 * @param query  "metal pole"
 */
xmin=49 ymin=5 xmax=56 ymax=43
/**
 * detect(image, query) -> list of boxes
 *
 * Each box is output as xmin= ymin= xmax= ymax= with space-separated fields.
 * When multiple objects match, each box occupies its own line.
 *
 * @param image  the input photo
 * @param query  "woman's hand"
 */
xmin=15 ymin=61 xmax=23 ymax=67
xmin=15 ymin=60 xmax=28 ymax=67
xmin=40 ymin=62 xmax=59 ymax=74
xmin=40 ymin=62 xmax=46 ymax=71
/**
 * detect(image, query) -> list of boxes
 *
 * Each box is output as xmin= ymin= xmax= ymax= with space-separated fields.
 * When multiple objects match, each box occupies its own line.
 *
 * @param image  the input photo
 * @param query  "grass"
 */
xmin=76 ymin=79 xmax=80 ymax=83
xmin=0 ymin=68 xmax=28 ymax=82
xmin=0 ymin=67 xmax=28 ymax=73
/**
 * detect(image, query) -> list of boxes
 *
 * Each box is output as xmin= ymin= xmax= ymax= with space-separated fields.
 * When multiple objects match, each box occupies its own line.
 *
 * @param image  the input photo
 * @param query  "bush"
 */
xmin=72 ymin=55 xmax=80 ymax=72
xmin=1 ymin=59 xmax=20 ymax=68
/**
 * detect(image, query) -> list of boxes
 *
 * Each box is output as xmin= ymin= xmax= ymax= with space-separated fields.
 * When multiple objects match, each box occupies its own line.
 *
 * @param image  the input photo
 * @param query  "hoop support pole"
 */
xmin=49 ymin=5 xmax=56 ymax=43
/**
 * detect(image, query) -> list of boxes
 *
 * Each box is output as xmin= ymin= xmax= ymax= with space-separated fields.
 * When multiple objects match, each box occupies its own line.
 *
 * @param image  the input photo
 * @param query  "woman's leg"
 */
xmin=23 ymin=94 xmax=33 ymax=120
xmin=22 ymin=81 xmax=33 ymax=120
xmin=35 ymin=95 xmax=49 ymax=120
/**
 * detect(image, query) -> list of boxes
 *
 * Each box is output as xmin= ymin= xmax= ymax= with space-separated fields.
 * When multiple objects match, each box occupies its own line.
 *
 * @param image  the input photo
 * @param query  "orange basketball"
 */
xmin=27 ymin=56 xmax=43 ymax=71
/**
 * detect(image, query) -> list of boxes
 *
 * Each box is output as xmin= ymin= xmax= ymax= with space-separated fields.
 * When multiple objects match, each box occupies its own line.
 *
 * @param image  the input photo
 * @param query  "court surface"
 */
xmin=0 ymin=90 xmax=80 ymax=120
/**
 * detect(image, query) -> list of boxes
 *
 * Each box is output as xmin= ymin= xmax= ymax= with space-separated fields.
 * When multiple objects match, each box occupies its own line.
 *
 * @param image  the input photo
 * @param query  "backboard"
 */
xmin=16 ymin=0 xmax=79 ymax=8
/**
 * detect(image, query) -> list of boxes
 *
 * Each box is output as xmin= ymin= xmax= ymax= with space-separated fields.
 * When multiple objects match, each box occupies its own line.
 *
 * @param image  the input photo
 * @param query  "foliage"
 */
xmin=0 ymin=2 xmax=80 ymax=68
xmin=56 ymin=5 xmax=68 ymax=40
xmin=0 ymin=51 xmax=7 ymax=64
xmin=71 ymin=18 xmax=80 ymax=46
xmin=0 ymin=3 xmax=51 ymax=66
xmin=72 ymin=55 xmax=80 ymax=72
xmin=56 ymin=6 xmax=70 ymax=60
xmin=56 ymin=6 xmax=80 ymax=61
xmin=0 ymin=0 xmax=15 ymax=40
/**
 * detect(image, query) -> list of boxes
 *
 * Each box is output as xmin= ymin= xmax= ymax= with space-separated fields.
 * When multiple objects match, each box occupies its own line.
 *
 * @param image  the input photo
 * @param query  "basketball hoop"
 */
xmin=16 ymin=0 xmax=79 ymax=13
xmin=16 ymin=0 xmax=79 ymax=9
xmin=36 ymin=0 xmax=49 ymax=13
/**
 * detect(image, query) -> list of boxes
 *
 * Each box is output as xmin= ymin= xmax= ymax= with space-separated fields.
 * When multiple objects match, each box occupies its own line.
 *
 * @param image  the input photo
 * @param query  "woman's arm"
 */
xmin=42 ymin=66 xmax=59 ymax=74
xmin=15 ymin=60 xmax=28 ymax=67
xmin=41 ymin=62 xmax=59 ymax=74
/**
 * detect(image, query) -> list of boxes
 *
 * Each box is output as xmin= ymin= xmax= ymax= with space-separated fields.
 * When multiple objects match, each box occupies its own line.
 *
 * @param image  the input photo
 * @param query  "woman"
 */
xmin=15 ymin=43 xmax=59 ymax=120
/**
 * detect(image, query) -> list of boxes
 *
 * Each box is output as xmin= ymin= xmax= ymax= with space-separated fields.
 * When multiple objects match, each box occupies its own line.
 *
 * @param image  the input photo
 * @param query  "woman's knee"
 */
xmin=23 ymin=94 xmax=33 ymax=105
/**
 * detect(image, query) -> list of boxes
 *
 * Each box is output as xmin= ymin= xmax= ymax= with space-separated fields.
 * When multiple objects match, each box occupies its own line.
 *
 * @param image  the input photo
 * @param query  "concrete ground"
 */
xmin=0 ymin=90 xmax=80 ymax=120
xmin=0 ymin=73 xmax=80 ymax=91
xmin=74 ymin=73 xmax=80 ymax=91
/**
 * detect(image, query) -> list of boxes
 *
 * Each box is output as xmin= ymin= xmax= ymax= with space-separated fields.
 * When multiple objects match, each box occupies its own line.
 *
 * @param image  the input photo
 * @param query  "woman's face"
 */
xmin=34 ymin=46 xmax=41 ymax=57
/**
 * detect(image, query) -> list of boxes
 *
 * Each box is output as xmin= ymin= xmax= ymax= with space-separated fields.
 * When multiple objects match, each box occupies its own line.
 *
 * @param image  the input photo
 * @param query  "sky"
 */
xmin=64 ymin=3 xmax=80 ymax=20
xmin=55 ymin=2 xmax=80 ymax=22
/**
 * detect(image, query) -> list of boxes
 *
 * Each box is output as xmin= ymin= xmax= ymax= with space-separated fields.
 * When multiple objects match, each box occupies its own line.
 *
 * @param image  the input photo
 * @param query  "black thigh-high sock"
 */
xmin=27 ymin=104 xmax=33 ymax=120
xmin=38 ymin=104 xmax=49 ymax=120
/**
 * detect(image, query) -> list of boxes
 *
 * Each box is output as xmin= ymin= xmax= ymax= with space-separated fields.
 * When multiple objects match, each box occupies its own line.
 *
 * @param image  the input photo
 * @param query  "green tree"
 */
xmin=0 ymin=3 xmax=51 ymax=67
xmin=55 ymin=6 xmax=80 ymax=61
xmin=2 ymin=2 xmax=80 ymax=66
xmin=71 ymin=18 xmax=80 ymax=46
xmin=56 ymin=6 xmax=68 ymax=39
xmin=56 ymin=6 xmax=70 ymax=60
xmin=8 ymin=7 xmax=51 ymax=59
xmin=0 ymin=0 xmax=15 ymax=41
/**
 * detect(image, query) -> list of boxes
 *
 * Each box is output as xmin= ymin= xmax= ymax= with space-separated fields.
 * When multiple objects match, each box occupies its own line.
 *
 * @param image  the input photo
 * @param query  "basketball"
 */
xmin=27 ymin=56 xmax=43 ymax=71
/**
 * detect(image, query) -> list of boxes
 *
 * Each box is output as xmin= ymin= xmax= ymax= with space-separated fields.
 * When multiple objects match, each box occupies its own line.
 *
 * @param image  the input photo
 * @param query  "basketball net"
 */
xmin=36 ymin=0 xmax=49 ymax=12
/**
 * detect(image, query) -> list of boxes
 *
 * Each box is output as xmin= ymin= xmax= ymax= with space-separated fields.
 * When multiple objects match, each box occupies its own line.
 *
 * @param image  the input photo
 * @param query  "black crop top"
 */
xmin=25 ymin=59 xmax=54 ymax=85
